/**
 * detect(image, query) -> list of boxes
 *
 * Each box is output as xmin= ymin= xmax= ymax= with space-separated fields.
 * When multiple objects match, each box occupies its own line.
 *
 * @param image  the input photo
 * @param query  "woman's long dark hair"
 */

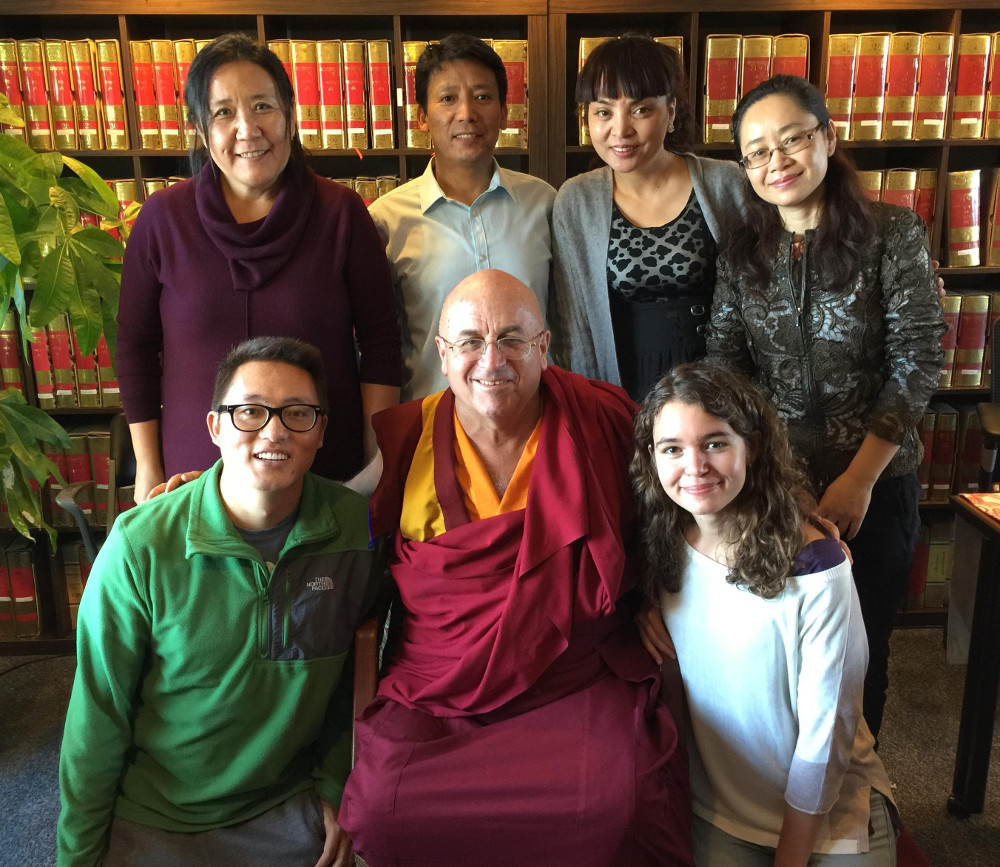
xmin=630 ymin=361 xmax=811 ymax=601
xmin=724 ymin=75 xmax=876 ymax=294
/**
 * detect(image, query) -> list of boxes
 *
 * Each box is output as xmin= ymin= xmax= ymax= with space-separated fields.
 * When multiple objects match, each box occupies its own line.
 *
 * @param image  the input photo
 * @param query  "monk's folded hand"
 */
xmin=637 ymin=606 xmax=676 ymax=666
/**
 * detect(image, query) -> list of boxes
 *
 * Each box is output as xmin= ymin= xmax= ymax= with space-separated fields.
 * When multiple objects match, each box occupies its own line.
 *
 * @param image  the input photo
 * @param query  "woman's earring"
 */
xmin=668 ymin=123 xmax=675 ymax=133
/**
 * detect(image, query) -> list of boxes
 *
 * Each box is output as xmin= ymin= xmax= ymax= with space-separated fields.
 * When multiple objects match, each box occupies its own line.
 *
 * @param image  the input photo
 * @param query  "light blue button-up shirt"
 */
xmin=368 ymin=158 xmax=555 ymax=400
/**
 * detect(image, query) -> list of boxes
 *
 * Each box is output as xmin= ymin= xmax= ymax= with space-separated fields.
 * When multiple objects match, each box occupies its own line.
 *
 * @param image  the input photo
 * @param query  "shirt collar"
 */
xmin=418 ymin=157 xmax=513 ymax=212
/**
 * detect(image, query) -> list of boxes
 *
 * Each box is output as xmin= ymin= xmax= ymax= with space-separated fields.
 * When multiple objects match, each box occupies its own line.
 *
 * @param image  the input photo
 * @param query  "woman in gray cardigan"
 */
xmin=550 ymin=35 xmax=744 ymax=398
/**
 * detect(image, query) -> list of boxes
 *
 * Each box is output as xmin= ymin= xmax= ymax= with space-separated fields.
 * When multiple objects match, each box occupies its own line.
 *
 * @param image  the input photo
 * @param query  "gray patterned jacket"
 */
xmin=707 ymin=202 xmax=946 ymax=489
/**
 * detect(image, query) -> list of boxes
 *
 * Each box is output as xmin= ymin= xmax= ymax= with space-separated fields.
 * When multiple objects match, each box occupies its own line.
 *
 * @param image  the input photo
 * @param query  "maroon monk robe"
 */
xmin=340 ymin=366 xmax=692 ymax=866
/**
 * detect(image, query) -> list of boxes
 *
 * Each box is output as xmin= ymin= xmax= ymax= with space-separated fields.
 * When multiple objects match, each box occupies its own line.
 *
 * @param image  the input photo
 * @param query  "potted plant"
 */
xmin=0 ymin=93 xmax=137 ymax=543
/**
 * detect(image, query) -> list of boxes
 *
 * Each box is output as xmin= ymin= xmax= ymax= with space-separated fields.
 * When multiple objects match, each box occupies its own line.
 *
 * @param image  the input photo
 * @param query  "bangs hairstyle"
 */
xmin=575 ymin=33 xmax=695 ymax=152
xmin=414 ymin=34 xmax=508 ymax=110
xmin=185 ymin=32 xmax=306 ymax=177
xmin=723 ymin=74 xmax=876 ymax=295
xmin=212 ymin=336 xmax=329 ymax=414
xmin=630 ymin=360 xmax=811 ymax=601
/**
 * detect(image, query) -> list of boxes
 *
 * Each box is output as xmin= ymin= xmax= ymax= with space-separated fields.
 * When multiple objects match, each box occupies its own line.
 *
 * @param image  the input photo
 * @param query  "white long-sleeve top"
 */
xmin=662 ymin=536 xmax=894 ymax=855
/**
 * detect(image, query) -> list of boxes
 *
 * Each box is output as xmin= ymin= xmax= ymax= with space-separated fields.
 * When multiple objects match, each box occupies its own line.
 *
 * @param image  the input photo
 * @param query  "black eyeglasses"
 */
xmin=438 ymin=331 xmax=545 ymax=361
xmin=739 ymin=123 xmax=826 ymax=170
xmin=216 ymin=404 xmax=325 ymax=433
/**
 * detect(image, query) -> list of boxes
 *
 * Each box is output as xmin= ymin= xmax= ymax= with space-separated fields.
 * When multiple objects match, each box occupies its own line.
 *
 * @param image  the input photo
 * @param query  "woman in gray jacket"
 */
xmin=550 ymin=34 xmax=743 ymax=398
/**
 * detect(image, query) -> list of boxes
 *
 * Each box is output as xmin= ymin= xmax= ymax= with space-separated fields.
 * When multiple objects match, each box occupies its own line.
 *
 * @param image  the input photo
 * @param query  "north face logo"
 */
xmin=306 ymin=576 xmax=335 ymax=591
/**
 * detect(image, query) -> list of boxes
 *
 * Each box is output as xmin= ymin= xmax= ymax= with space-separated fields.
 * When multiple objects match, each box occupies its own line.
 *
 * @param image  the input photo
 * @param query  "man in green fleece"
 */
xmin=57 ymin=336 xmax=380 ymax=867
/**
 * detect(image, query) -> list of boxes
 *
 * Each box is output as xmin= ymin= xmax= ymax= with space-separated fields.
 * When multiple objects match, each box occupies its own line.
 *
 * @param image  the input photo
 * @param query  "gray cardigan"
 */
xmin=550 ymin=155 xmax=745 ymax=385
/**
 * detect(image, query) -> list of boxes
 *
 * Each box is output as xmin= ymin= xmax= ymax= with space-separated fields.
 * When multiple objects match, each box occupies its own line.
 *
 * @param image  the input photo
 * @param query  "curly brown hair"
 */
xmin=630 ymin=361 xmax=812 ymax=601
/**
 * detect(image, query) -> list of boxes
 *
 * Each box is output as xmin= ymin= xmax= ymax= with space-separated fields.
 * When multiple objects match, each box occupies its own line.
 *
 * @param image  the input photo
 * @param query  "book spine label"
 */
xmin=68 ymin=40 xmax=103 ymax=150
xmin=494 ymin=40 xmax=527 ymax=149
xmin=402 ymin=41 xmax=428 ymax=149
xmin=17 ymin=40 xmax=54 ymax=150
xmin=317 ymin=40 xmax=345 ymax=150
xmin=771 ymin=34 xmax=808 ymax=78
xmin=28 ymin=327 xmax=54 ymax=408
xmin=882 ymin=32 xmax=920 ymax=140
xmin=703 ymin=35 xmax=741 ymax=143
xmin=366 ymin=40 xmax=395 ymax=149
xmin=342 ymin=41 xmax=368 ymax=149
xmin=850 ymin=33 xmax=891 ymax=141
xmin=0 ymin=39 xmax=26 ymax=140
xmin=955 ymin=294 xmax=990 ymax=387
xmin=950 ymin=33 xmax=990 ymax=139
xmin=130 ymin=40 xmax=161 ymax=149
xmin=96 ymin=40 xmax=129 ymax=149
xmin=291 ymin=40 xmax=322 ymax=150
xmin=44 ymin=39 xmax=78 ymax=150
xmin=150 ymin=40 xmax=180 ymax=149
xmin=882 ymin=169 xmax=917 ymax=211
xmin=947 ymin=170 xmax=982 ymax=267
xmin=825 ymin=34 xmax=858 ymax=139
xmin=939 ymin=294 xmax=962 ymax=388
xmin=739 ymin=36 xmax=772 ymax=100
xmin=173 ymin=40 xmax=197 ymax=149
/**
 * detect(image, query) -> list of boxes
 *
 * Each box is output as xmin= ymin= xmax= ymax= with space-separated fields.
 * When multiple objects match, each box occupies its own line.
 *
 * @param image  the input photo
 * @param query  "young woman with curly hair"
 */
xmin=633 ymin=361 xmax=896 ymax=866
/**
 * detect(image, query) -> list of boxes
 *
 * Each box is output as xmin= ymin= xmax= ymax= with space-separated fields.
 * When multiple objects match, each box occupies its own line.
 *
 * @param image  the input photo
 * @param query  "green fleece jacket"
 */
xmin=57 ymin=461 xmax=381 ymax=866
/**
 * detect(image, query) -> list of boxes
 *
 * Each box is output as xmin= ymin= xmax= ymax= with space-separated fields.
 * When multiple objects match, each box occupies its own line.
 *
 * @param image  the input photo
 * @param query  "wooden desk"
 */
xmin=948 ymin=495 xmax=1000 ymax=816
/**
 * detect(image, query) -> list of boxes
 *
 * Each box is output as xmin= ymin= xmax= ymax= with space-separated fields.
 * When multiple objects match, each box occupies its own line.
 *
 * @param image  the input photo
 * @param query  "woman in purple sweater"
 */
xmin=118 ymin=33 xmax=401 ymax=501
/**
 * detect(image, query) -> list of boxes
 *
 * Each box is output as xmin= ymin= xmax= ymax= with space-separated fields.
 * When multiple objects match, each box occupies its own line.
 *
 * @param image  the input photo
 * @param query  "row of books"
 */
xmin=824 ymin=31 xmax=1000 ymax=142
xmin=940 ymin=291 xmax=1000 ymax=390
xmin=0 ymin=38 xmax=128 ymax=150
xmin=0 ymin=311 xmax=120 ymax=410
xmin=855 ymin=167 xmax=938 ymax=229
xmin=0 ymin=538 xmax=39 ymax=639
xmin=905 ymin=516 xmax=954 ymax=610
xmin=702 ymin=34 xmax=810 ymax=143
xmin=577 ymin=36 xmax=685 ymax=146
xmin=919 ymin=402 xmax=984 ymax=504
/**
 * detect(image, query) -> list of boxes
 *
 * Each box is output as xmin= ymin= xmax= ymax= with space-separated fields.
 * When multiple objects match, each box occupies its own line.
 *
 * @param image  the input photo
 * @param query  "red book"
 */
xmin=266 ymin=40 xmax=293 ymax=91
xmin=88 ymin=430 xmax=111 ymax=524
xmin=150 ymin=39 xmax=181 ymax=149
xmin=938 ymin=294 xmax=962 ymax=388
xmin=739 ymin=36 xmax=772 ymax=100
xmin=882 ymin=32 xmax=920 ymax=140
xmin=64 ymin=430 xmax=92 ymax=516
xmin=46 ymin=314 xmax=76 ymax=407
xmin=71 ymin=329 xmax=99 ymax=407
xmin=929 ymin=402 xmax=958 ymax=502
xmin=17 ymin=39 xmax=54 ymax=150
xmin=342 ymin=40 xmax=368 ymax=149
xmin=914 ymin=169 xmax=938 ymax=230
xmin=771 ymin=34 xmax=809 ymax=78
xmin=825 ymin=34 xmax=858 ymax=139
xmin=494 ymin=40 xmax=527 ymax=149
xmin=0 ymin=550 xmax=15 ymax=638
xmin=954 ymin=294 xmax=990 ymax=388
xmin=291 ymin=40 xmax=322 ymax=150
xmin=68 ymin=40 xmax=103 ymax=150
xmin=173 ymin=40 xmax=197 ymax=149
xmin=914 ymin=33 xmax=954 ymax=140
xmin=44 ymin=39 xmax=78 ymax=151
xmin=882 ymin=169 xmax=917 ymax=211
xmin=95 ymin=333 xmax=120 ymax=407
xmin=850 ymin=32 xmax=890 ymax=141
xmin=947 ymin=170 xmax=982 ymax=267
xmin=0 ymin=39 xmax=25 ymax=141
xmin=44 ymin=441 xmax=71 ymax=529
xmin=28 ymin=326 xmax=54 ymax=409
xmin=703 ymin=34 xmax=740 ymax=143
xmin=917 ymin=409 xmax=936 ymax=500
xmin=0 ymin=309 xmax=22 ymax=394
xmin=6 ymin=543 xmax=40 ymax=637
xmin=317 ymin=40 xmax=345 ymax=150
xmin=96 ymin=39 xmax=128 ymax=149
xmin=366 ymin=39 xmax=394 ymax=149
xmin=950 ymin=33 xmax=991 ymax=139
xmin=130 ymin=40 xmax=160 ymax=149
xmin=401 ymin=41 xmax=427 ymax=149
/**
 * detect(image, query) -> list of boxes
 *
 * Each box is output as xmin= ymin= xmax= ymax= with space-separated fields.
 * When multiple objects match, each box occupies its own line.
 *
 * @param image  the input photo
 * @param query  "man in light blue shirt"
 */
xmin=368 ymin=34 xmax=555 ymax=400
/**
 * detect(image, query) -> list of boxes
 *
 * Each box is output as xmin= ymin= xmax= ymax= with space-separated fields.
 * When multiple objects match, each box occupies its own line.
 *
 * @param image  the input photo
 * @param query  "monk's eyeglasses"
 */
xmin=438 ymin=331 xmax=545 ymax=361
xmin=216 ymin=404 xmax=325 ymax=432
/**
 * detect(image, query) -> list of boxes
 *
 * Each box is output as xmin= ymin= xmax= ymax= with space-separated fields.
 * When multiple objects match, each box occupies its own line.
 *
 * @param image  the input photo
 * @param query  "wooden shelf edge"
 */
xmin=0 ymin=632 xmax=75 ymax=656
xmin=895 ymin=608 xmax=947 ymax=628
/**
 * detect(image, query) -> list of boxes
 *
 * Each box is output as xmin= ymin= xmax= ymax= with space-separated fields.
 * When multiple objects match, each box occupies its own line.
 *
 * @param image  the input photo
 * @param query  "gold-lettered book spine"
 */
xmin=342 ymin=39 xmax=368 ymax=150
xmin=17 ymin=39 xmax=54 ymax=151
xmin=857 ymin=170 xmax=884 ymax=203
xmin=44 ymin=39 xmax=79 ymax=151
xmin=494 ymin=39 xmax=528 ymax=149
xmin=0 ymin=40 xmax=26 ymax=141
xmin=290 ymin=40 xmax=322 ymax=151
xmin=703 ymin=34 xmax=741 ymax=143
xmin=366 ymin=39 xmax=395 ymax=149
xmin=578 ymin=36 xmax=613 ymax=146
xmin=129 ymin=40 xmax=160 ymax=149
xmin=882 ymin=32 xmax=920 ymax=141
xmin=986 ymin=33 xmax=1000 ymax=139
xmin=882 ymin=169 xmax=918 ymax=211
xmin=947 ymin=169 xmax=982 ymax=267
xmin=173 ymin=39 xmax=197 ymax=150
xmin=95 ymin=39 xmax=129 ymax=150
xmin=150 ymin=39 xmax=181 ymax=150
xmin=402 ymin=41 xmax=428 ymax=149
xmin=771 ymin=34 xmax=809 ymax=78
xmin=739 ymin=35 xmax=772 ymax=100
xmin=913 ymin=33 xmax=954 ymax=140
xmin=949 ymin=33 xmax=991 ymax=140
xmin=68 ymin=39 xmax=103 ymax=150
xmin=317 ymin=40 xmax=345 ymax=151
xmin=850 ymin=32 xmax=890 ymax=141
xmin=825 ymin=34 xmax=858 ymax=141
xmin=654 ymin=36 xmax=683 ymax=64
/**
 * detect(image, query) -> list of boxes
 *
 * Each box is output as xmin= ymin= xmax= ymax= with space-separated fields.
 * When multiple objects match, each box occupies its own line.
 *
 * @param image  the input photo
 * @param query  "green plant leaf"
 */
xmin=27 ymin=243 xmax=77 ymax=328
xmin=0 ymin=190 xmax=19 ymax=266
xmin=0 ymin=389 xmax=70 ymax=468
xmin=62 ymin=156 xmax=121 ymax=217
xmin=0 ymin=93 xmax=25 ymax=128
xmin=38 ymin=151 xmax=62 ymax=176
xmin=71 ymin=225 xmax=125 ymax=258
xmin=49 ymin=185 xmax=80 ymax=233
xmin=0 ymin=461 xmax=56 ymax=545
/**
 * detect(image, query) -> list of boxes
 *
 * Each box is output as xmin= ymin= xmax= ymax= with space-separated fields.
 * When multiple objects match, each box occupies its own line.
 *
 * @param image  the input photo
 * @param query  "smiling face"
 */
xmin=418 ymin=59 xmax=507 ymax=175
xmin=208 ymin=360 xmax=326 ymax=510
xmin=436 ymin=270 xmax=549 ymax=433
xmin=203 ymin=60 xmax=292 ymax=204
xmin=737 ymin=93 xmax=837 ymax=229
xmin=651 ymin=400 xmax=750 ymax=524
xmin=587 ymin=92 xmax=675 ymax=175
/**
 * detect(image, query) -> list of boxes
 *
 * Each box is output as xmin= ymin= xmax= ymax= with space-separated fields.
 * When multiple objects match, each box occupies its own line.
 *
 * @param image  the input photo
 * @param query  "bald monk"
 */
xmin=338 ymin=270 xmax=692 ymax=865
